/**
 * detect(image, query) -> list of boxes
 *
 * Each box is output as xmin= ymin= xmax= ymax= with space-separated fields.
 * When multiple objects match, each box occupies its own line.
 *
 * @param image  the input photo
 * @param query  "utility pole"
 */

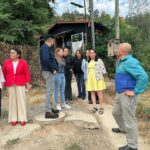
xmin=89 ymin=0 xmax=95 ymax=49
xmin=115 ymin=0 xmax=119 ymax=41
xmin=84 ymin=0 xmax=88 ymax=47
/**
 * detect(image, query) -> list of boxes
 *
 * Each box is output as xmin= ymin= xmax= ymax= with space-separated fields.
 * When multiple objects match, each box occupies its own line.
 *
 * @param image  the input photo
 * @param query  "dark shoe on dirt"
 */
xmin=45 ymin=112 xmax=59 ymax=119
xmin=82 ymin=96 xmax=86 ymax=100
xmin=52 ymin=108 xmax=59 ymax=113
xmin=112 ymin=128 xmax=126 ymax=133
xmin=119 ymin=145 xmax=137 ymax=150
xmin=91 ymin=107 xmax=98 ymax=113
xmin=99 ymin=107 xmax=104 ymax=114
xmin=77 ymin=95 xmax=82 ymax=98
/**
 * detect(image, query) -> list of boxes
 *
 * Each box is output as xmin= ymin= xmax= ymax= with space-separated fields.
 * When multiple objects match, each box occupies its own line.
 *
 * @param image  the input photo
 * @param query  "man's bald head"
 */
xmin=119 ymin=43 xmax=131 ymax=53
xmin=117 ymin=43 xmax=132 ymax=59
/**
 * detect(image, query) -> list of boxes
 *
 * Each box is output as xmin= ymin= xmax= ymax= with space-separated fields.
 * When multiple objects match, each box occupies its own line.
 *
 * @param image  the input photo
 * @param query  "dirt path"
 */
xmin=1 ymin=81 xmax=149 ymax=150
xmin=4 ymin=100 xmax=115 ymax=150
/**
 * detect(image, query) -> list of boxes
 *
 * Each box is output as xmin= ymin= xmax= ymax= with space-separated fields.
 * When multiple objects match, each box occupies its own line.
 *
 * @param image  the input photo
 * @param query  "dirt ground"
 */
xmin=0 ymin=80 xmax=150 ymax=150
xmin=3 ymin=100 xmax=115 ymax=150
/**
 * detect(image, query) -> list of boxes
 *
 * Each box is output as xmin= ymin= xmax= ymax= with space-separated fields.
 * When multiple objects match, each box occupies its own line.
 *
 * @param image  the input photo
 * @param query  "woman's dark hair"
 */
xmin=11 ymin=47 xmax=21 ymax=58
xmin=83 ymin=49 xmax=90 ymax=61
xmin=88 ymin=49 xmax=99 ymax=62
xmin=63 ymin=47 xmax=69 ymax=51
xmin=75 ymin=49 xmax=83 ymax=58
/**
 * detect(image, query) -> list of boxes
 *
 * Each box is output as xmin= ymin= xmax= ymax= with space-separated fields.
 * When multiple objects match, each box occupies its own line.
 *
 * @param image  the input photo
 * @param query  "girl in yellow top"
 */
xmin=86 ymin=49 xmax=106 ymax=114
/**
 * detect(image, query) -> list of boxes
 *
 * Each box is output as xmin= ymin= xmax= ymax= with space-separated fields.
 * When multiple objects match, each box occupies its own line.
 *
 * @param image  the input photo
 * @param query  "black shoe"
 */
xmin=68 ymin=97 xmax=73 ymax=101
xmin=119 ymin=145 xmax=137 ymax=150
xmin=77 ymin=95 xmax=81 ymax=98
xmin=82 ymin=96 xmax=86 ymax=100
xmin=91 ymin=107 xmax=98 ymax=113
xmin=99 ymin=108 xmax=104 ymax=114
xmin=52 ymin=108 xmax=59 ymax=113
xmin=45 ymin=112 xmax=59 ymax=119
xmin=112 ymin=128 xmax=126 ymax=133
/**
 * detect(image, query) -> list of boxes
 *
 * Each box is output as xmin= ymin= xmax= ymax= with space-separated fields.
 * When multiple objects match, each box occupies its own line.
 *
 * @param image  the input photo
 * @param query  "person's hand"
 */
xmin=53 ymin=70 xmax=57 ymax=74
xmin=26 ymin=83 xmax=32 ymax=90
xmin=124 ymin=90 xmax=135 ymax=96
xmin=1 ymin=82 xmax=4 ymax=89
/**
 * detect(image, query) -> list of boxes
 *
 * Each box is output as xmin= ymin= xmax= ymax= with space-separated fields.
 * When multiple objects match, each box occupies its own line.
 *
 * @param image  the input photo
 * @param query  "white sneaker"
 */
xmin=62 ymin=104 xmax=71 ymax=110
xmin=56 ymin=104 xmax=62 ymax=111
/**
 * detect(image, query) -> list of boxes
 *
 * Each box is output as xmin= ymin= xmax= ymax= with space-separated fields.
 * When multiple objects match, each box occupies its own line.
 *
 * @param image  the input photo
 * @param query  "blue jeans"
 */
xmin=54 ymin=73 xmax=66 ymax=105
xmin=75 ymin=73 xmax=86 ymax=97
xmin=42 ymin=71 xmax=54 ymax=112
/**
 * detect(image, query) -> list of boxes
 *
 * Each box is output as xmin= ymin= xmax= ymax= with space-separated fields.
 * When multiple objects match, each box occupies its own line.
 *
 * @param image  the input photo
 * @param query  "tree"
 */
xmin=0 ymin=0 xmax=55 ymax=45
xmin=127 ymin=0 xmax=150 ymax=77
xmin=128 ymin=0 xmax=150 ymax=16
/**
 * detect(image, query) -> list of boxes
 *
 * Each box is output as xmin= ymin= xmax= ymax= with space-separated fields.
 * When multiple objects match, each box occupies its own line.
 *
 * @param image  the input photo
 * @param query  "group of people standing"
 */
xmin=40 ymin=34 xmax=107 ymax=119
xmin=0 ymin=34 xmax=107 ymax=125
xmin=0 ymin=33 xmax=149 ymax=150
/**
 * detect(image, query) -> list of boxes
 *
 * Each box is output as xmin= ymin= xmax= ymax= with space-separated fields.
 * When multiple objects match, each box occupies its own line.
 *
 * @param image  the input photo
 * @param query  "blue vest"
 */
xmin=115 ymin=72 xmax=136 ymax=93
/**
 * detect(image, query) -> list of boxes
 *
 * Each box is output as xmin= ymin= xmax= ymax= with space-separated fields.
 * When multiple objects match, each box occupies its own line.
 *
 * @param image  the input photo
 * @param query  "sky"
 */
xmin=49 ymin=0 xmax=129 ymax=17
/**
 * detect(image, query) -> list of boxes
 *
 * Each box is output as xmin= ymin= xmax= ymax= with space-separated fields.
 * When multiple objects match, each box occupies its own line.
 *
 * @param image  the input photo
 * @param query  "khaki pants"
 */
xmin=112 ymin=93 xmax=140 ymax=149
xmin=7 ymin=85 xmax=27 ymax=122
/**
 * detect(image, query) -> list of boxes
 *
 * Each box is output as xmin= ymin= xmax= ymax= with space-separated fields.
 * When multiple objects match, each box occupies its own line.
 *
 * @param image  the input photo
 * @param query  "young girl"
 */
xmin=0 ymin=64 xmax=5 ymax=117
xmin=54 ymin=48 xmax=71 ymax=110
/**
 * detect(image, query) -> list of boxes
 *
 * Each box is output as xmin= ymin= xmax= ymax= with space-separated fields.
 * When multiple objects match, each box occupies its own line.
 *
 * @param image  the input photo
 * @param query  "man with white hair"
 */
xmin=112 ymin=43 xmax=149 ymax=150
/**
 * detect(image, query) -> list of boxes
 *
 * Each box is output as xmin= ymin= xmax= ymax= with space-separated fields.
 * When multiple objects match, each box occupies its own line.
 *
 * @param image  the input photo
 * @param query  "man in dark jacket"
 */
xmin=40 ymin=34 xmax=59 ymax=119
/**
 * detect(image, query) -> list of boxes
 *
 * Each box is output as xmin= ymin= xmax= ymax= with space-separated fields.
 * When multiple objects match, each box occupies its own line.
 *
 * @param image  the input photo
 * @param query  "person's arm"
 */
xmin=69 ymin=56 xmax=73 ymax=72
xmin=81 ymin=59 xmax=86 ymax=73
xmin=0 ymin=65 xmax=5 ymax=88
xmin=41 ymin=46 xmax=55 ymax=73
xmin=98 ymin=59 xmax=107 ymax=74
xmin=0 ymin=66 xmax=5 ymax=83
xmin=72 ymin=57 xmax=76 ymax=74
xmin=81 ymin=59 xmax=87 ymax=80
xmin=2 ymin=61 xmax=7 ymax=81
xmin=124 ymin=61 xmax=149 ymax=95
xmin=23 ymin=60 xmax=32 ymax=90
xmin=49 ymin=49 xmax=58 ymax=72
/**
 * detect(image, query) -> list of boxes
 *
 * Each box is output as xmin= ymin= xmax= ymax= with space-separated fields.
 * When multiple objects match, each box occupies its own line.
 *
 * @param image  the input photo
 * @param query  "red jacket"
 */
xmin=3 ymin=59 xmax=31 ymax=86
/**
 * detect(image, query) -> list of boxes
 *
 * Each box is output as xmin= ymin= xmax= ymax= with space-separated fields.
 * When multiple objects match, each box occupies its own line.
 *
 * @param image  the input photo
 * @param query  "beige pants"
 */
xmin=112 ymin=93 xmax=140 ymax=149
xmin=7 ymin=85 xmax=27 ymax=122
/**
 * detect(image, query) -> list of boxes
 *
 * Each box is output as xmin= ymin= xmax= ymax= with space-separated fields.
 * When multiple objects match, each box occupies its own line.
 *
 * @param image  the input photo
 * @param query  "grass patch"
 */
xmin=27 ymin=88 xmax=45 ymax=104
xmin=65 ymin=143 xmax=82 ymax=150
xmin=5 ymin=138 xmax=20 ymax=149
xmin=1 ymin=109 xmax=8 ymax=119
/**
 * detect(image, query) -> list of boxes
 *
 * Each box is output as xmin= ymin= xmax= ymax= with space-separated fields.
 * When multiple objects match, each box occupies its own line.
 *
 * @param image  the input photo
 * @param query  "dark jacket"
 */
xmin=63 ymin=55 xmax=73 ymax=73
xmin=73 ymin=57 xmax=83 ymax=74
xmin=40 ymin=43 xmax=58 ymax=73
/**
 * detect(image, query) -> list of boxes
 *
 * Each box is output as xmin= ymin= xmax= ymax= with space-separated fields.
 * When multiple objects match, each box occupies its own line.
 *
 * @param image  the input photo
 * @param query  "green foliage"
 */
xmin=58 ymin=10 xmax=86 ymax=22
xmin=0 ymin=0 xmax=54 ymax=45
xmin=127 ymin=13 xmax=150 ymax=78
xmin=143 ymin=108 xmax=150 ymax=116
xmin=94 ymin=11 xmax=150 ymax=79
xmin=94 ymin=12 xmax=116 ymax=78
xmin=65 ymin=143 xmax=82 ymax=150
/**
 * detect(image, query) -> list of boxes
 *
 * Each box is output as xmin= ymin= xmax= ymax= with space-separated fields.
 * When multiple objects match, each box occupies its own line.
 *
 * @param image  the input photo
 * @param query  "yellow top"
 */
xmin=86 ymin=60 xmax=106 ymax=91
